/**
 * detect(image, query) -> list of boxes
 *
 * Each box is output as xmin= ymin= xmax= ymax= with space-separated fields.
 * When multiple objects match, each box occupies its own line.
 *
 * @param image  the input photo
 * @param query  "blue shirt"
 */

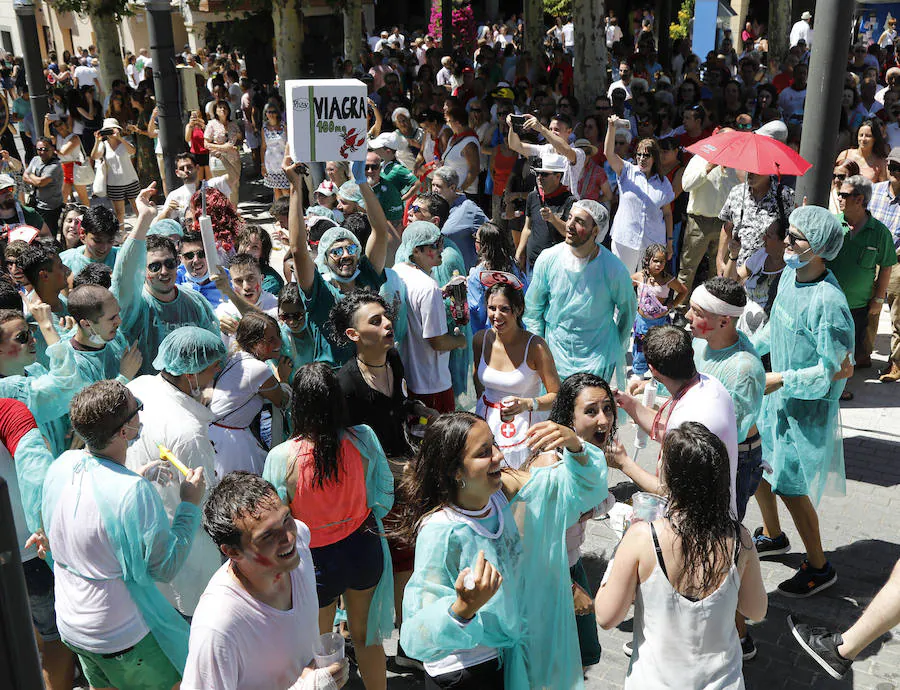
xmin=869 ymin=181 xmax=900 ymax=250
xmin=175 ymin=264 xmax=230 ymax=307
xmin=442 ymin=194 xmax=487 ymax=271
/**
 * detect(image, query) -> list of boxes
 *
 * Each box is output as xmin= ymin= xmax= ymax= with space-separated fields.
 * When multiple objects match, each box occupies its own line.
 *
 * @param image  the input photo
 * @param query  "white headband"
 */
xmin=690 ymin=285 xmax=745 ymax=317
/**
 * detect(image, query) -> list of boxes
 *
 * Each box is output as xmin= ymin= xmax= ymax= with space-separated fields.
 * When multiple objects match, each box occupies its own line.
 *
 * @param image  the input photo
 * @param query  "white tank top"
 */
xmin=626 ymin=523 xmax=745 ymax=690
xmin=442 ymin=134 xmax=480 ymax=194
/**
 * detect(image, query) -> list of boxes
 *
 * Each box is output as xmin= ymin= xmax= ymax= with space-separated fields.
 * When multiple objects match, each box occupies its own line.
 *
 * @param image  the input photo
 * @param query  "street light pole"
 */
xmin=796 ymin=0 xmax=857 ymax=206
xmin=145 ymin=0 xmax=184 ymax=192
xmin=13 ymin=0 xmax=49 ymax=137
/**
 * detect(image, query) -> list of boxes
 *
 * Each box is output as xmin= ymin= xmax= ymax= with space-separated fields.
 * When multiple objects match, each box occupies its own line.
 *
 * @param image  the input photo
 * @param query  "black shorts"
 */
xmin=193 ymin=152 xmax=210 ymax=167
xmin=310 ymin=512 xmax=383 ymax=607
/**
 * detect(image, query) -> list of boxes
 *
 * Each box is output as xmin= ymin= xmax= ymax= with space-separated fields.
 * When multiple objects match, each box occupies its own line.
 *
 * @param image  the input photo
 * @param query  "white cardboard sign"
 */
xmin=285 ymin=79 xmax=368 ymax=163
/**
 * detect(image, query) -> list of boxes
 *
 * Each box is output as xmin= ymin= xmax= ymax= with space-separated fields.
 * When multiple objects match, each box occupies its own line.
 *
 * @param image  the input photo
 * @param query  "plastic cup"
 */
xmin=500 ymin=396 xmax=517 ymax=422
xmin=631 ymin=492 xmax=668 ymax=523
xmin=314 ymin=632 xmax=345 ymax=668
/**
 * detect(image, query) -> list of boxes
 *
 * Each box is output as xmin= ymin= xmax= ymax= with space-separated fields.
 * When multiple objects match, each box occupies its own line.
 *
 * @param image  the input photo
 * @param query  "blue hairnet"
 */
xmin=314 ymin=226 xmax=363 ymax=278
xmin=789 ymin=206 xmax=844 ymax=261
xmin=307 ymin=205 xmax=337 ymax=220
xmin=152 ymin=326 xmax=227 ymax=375
xmin=396 ymin=221 xmax=442 ymax=263
xmin=147 ymin=218 xmax=184 ymax=238
xmin=338 ymin=181 xmax=366 ymax=209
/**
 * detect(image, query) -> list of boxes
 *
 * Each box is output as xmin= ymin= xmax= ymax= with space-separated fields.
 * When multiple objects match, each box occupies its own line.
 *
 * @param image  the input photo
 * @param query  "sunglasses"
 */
xmin=420 ymin=241 xmax=443 ymax=251
xmin=364 ymin=164 xmax=380 ymax=171
xmin=147 ymin=258 xmax=178 ymax=273
xmin=327 ymin=244 xmax=360 ymax=259
xmin=735 ymin=122 xmax=754 ymax=131
xmin=36 ymin=148 xmax=51 ymax=152
xmin=11 ymin=329 xmax=30 ymax=345
xmin=635 ymin=152 xmax=653 ymax=159
xmin=5 ymin=259 xmax=17 ymax=266
xmin=889 ymin=165 xmax=900 ymax=175
xmin=837 ymin=191 xmax=857 ymax=200
xmin=279 ymin=310 xmax=305 ymax=322
xmin=181 ymin=250 xmax=206 ymax=261
xmin=833 ymin=174 xmax=847 ymax=181
xmin=786 ymin=230 xmax=808 ymax=246
xmin=120 ymin=398 xmax=144 ymax=427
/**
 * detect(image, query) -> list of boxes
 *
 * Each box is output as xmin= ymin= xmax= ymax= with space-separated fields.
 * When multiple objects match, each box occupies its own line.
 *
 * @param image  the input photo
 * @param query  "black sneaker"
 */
xmin=752 ymin=526 xmax=790 ymax=557
xmin=788 ymin=615 xmax=852 ymax=679
xmin=394 ymin=643 xmax=424 ymax=671
xmin=777 ymin=560 xmax=837 ymax=598
xmin=741 ymin=633 xmax=757 ymax=661
xmin=623 ymin=640 xmax=633 ymax=657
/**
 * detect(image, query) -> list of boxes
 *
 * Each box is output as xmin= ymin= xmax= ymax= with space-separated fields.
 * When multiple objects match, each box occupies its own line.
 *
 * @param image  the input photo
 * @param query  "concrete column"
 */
xmin=13 ymin=0 xmax=49 ymax=134
xmin=145 ymin=0 xmax=184 ymax=190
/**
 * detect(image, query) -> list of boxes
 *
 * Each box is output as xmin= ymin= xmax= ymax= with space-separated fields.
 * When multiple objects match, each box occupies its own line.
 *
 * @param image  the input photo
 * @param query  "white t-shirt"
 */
xmin=164 ymin=174 xmax=232 ymax=217
xmin=519 ymin=142 xmax=586 ymax=199
xmin=665 ymin=374 xmax=739 ymax=518
xmin=561 ymin=22 xmax=575 ymax=48
xmin=216 ymin=291 xmax=278 ymax=350
xmin=393 ymin=261 xmax=451 ymax=395
xmin=74 ymin=64 xmax=101 ymax=91
xmin=50 ymin=474 xmax=149 ymax=654
xmin=181 ymin=522 xmax=319 ymax=690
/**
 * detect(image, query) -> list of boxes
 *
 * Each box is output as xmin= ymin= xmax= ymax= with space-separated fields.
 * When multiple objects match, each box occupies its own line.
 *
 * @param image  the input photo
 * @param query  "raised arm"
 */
xmin=283 ymin=149 xmax=316 ymax=295
xmin=359 ymin=175 xmax=390 ymax=274
xmin=604 ymin=115 xmax=625 ymax=174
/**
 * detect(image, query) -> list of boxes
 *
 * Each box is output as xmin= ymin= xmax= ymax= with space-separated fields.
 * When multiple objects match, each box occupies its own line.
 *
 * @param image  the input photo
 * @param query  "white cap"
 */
xmin=801 ymin=11 xmax=812 ymax=20
xmin=368 ymin=131 xmax=400 ymax=150
xmin=0 ymin=174 xmax=15 ymax=191
xmin=756 ymin=120 xmax=788 ymax=143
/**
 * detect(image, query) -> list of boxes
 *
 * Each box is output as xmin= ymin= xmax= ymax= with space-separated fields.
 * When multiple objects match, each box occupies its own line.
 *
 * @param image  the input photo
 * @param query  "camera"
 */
xmin=510 ymin=114 xmax=528 ymax=135
xmin=98 ymin=128 xmax=114 ymax=137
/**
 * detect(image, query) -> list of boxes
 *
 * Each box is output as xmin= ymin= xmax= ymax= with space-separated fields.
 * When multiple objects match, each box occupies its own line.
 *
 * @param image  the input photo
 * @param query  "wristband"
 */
xmin=448 ymin=604 xmax=474 ymax=626
xmin=530 ymin=397 xmax=539 ymax=412
xmin=873 ymin=297 xmax=885 ymax=304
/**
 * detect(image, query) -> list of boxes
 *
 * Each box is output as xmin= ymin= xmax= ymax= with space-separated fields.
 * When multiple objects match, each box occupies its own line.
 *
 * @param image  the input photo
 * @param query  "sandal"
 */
xmin=840 ymin=391 xmax=854 ymax=401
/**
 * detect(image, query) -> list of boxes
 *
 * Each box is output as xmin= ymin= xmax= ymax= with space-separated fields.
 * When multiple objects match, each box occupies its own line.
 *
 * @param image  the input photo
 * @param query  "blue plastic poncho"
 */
xmin=70 ymin=330 xmax=132 ymax=386
xmin=0 ymin=341 xmax=85 ymax=456
xmin=26 ymin=293 xmax=69 ymax=368
xmin=752 ymin=267 xmax=855 ymax=503
xmin=3 ymin=425 xmax=55 ymax=559
xmin=263 ymin=424 xmax=394 ymax=646
xmin=395 ymin=230 xmax=473 ymax=408
xmin=112 ymin=238 xmax=221 ymax=376
xmin=43 ymin=451 xmax=201 ymax=672
xmin=401 ymin=445 xmax=608 ymax=690
xmin=152 ymin=325 xmax=227 ymax=375
xmin=789 ymin=206 xmax=844 ymax=261
xmin=60 ymin=245 xmax=120 ymax=277
xmin=693 ymin=332 xmax=766 ymax=443
xmin=523 ymin=243 xmax=636 ymax=387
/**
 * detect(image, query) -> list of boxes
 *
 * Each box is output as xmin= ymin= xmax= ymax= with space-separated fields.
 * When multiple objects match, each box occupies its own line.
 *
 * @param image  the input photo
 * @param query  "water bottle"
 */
xmin=633 ymin=378 xmax=657 ymax=453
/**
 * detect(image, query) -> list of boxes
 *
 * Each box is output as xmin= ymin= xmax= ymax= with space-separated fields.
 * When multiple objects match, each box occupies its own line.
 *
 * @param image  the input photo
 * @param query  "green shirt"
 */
xmin=380 ymin=160 xmax=418 ymax=197
xmin=371 ymin=180 xmax=405 ymax=222
xmin=829 ymin=213 xmax=898 ymax=309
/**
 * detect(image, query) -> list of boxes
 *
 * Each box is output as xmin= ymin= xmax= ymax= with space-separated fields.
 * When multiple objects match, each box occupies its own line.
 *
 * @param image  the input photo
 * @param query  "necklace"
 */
xmin=357 ymin=356 xmax=387 ymax=368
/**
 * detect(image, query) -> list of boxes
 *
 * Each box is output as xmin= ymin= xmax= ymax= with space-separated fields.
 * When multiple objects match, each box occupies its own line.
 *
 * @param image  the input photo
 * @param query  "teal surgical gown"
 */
xmin=113 ymin=238 xmax=221 ymax=376
xmin=401 ymin=445 xmax=608 ymax=689
xmin=524 ymin=244 xmax=635 ymax=387
xmin=42 ymin=450 xmax=201 ymax=673
xmin=752 ymin=267 xmax=855 ymax=503
xmin=263 ymin=424 xmax=395 ymax=647
xmin=693 ymin=332 xmax=766 ymax=443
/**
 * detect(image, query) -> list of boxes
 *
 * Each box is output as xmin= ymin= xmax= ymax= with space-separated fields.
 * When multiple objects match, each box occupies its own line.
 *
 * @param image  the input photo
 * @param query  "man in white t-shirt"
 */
xmin=506 ymin=112 xmax=585 ymax=198
xmin=392 ymin=221 xmax=465 ymax=413
xmin=73 ymin=63 xmax=103 ymax=97
xmin=159 ymin=152 xmax=233 ymax=222
xmin=212 ymin=254 xmax=279 ymax=350
xmin=611 ymin=324 xmax=739 ymax=518
xmin=182 ymin=472 xmax=349 ymax=690
xmin=561 ymin=18 xmax=575 ymax=54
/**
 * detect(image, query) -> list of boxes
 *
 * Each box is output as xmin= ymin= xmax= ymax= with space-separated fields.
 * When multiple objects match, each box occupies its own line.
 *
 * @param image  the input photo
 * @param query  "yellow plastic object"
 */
xmin=158 ymin=444 xmax=190 ymax=477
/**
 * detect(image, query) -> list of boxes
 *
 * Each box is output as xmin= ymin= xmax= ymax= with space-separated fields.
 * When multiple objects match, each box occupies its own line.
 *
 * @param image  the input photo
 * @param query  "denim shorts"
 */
xmin=736 ymin=435 xmax=764 ymax=522
xmin=310 ymin=512 xmax=383 ymax=607
xmin=23 ymin=558 xmax=60 ymax=642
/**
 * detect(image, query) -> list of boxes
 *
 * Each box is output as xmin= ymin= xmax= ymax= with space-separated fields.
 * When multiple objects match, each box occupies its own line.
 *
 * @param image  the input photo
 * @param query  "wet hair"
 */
xmin=290 ymin=362 xmax=349 ymax=489
xmin=328 ymin=289 xmax=389 ymax=347
xmin=661 ymin=422 xmax=741 ymax=597
xmin=278 ymin=281 xmax=304 ymax=310
xmin=549 ymin=373 xmax=617 ymax=445
xmin=81 ymin=206 xmax=118 ymax=239
xmin=67 ymin=284 xmax=112 ymax=324
xmin=643 ymin=324 xmax=697 ymax=380
xmin=69 ymin=380 xmax=135 ymax=449
xmin=146 ymin=234 xmax=177 ymax=260
xmin=341 ymin=212 xmax=371 ymax=249
xmin=394 ymin=411 xmax=483 ymax=544
xmin=703 ymin=276 xmax=746 ymax=308
xmin=484 ymin=283 xmax=525 ymax=327
xmin=269 ymin=197 xmax=290 ymax=221
xmin=475 ymin=222 xmax=516 ymax=272
xmin=72 ymin=262 xmax=113 ymax=289
xmin=415 ymin=192 xmax=450 ymax=227
xmin=175 ymin=152 xmax=197 ymax=165
xmin=236 ymin=225 xmax=273 ymax=269
xmin=228 ymin=252 xmax=262 ymax=274
xmin=641 ymin=243 xmax=672 ymax=283
xmin=180 ymin=230 xmax=203 ymax=248
xmin=19 ymin=244 xmax=58 ymax=285
xmin=0 ymin=275 xmax=23 ymax=311
xmin=234 ymin=310 xmax=278 ymax=355
xmin=202 ymin=471 xmax=283 ymax=549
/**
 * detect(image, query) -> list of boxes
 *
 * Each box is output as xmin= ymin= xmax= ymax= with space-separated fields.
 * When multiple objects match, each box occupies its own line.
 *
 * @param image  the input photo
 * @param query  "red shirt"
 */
xmin=0 ymin=398 xmax=38 ymax=456
xmin=772 ymin=71 xmax=793 ymax=93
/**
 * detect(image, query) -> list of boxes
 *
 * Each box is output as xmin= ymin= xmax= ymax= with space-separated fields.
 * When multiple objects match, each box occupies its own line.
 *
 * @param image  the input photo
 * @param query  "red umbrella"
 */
xmin=685 ymin=131 xmax=812 ymax=176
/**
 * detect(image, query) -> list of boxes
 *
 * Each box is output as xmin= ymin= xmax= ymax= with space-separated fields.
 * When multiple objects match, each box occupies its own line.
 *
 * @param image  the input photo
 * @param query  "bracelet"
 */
xmin=447 ymin=604 xmax=474 ymax=625
xmin=530 ymin=397 xmax=539 ymax=412
xmin=728 ymin=254 xmax=738 ymax=261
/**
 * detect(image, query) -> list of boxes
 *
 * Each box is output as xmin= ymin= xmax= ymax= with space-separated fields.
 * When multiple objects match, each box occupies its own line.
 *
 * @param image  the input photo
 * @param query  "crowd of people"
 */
xmin=1 ymin=5 xmax=900 ymax=690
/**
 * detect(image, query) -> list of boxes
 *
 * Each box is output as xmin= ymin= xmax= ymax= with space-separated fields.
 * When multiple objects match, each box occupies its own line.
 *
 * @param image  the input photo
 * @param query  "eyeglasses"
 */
xmin=635 ymin=152 xmax=652 ymax=159
xmin=327 ymin=244 xmax=360 ymax=259
xmin=181 ymin=250 xmax=206 ymax=261
xmin=365 ymin=164 xmax=380 ymax=171
xmin=279 ymin=310 xmax=305 ymax=322
xmin=786 ymin=230 xmax=808 ymax=246
xmin=177 ymin=165 xmax=195 ymax=172
xmin=837 ymin=191 xmax=857 ymax=200
xmin=11 ymin=329 xmax=30 ymax=345
xmin=421 ymin=240 xmax=443 ymax=251
xmin=833 ymin=173 xmax=847 ymax=181
xmin=36 ymin=148 xmax=51 ymax=152
xmin=147 ymin=258 xmax=178 ymax=272
xmin=735 ymin=122 xmax=754 ymax=131
xmin=120 ymin=398 xmax=143 ymax=428
xmin=410 ymin=204 xmax=422 ymax=215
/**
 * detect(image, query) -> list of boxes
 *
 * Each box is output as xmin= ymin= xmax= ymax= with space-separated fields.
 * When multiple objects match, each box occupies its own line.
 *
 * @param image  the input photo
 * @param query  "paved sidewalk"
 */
xmin=234 ymin=186 xmax=900 ymax=690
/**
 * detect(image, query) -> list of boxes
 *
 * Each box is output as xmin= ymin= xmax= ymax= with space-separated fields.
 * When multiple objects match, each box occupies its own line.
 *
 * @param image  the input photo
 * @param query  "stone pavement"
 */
xmin=233 ymin=184 xmax=900 ymax=690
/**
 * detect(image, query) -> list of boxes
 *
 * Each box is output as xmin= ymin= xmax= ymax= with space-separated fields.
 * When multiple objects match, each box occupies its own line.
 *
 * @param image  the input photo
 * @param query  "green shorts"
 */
xmin=64 ymin=633 xmax=181 ymax=690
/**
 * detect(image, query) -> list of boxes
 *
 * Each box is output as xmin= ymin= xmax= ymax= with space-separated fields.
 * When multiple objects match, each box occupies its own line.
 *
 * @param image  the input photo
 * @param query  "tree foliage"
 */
xmin=670 ymin=0 xmax=695 ymax=41
xmin=543 ymin=0 xmax=570 ymax=19
xmin=49 ymin=0 xmax=132 ymax=19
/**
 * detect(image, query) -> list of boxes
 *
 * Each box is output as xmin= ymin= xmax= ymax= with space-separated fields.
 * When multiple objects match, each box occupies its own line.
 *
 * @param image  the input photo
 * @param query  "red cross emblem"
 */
xmin=500 ymin=422 xmax=516 ymax=439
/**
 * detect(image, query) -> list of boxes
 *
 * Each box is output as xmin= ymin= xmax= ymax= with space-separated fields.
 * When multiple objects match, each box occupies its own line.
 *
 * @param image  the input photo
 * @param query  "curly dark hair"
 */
xmin=660 ymin=422 xmax=741 ymax=597
xmin=549 ymin=373 xmax=617 ymax=450
xmin=236 ymin=225 xmax=273 ymax=269
xmin=327 ymin=288 xmax=389 ymax=347
xmin=290 ymin=362 xmax=349 ymax=489
xmin=393 ymin=412 xmax=482 ymax=545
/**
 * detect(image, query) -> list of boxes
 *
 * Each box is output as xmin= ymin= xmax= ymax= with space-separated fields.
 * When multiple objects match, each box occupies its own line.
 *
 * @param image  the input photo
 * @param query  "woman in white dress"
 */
xmin=473 ymin=282 xmax=561 ymax=468
xmin=209 ymin=310 xmax=289 ymax=477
